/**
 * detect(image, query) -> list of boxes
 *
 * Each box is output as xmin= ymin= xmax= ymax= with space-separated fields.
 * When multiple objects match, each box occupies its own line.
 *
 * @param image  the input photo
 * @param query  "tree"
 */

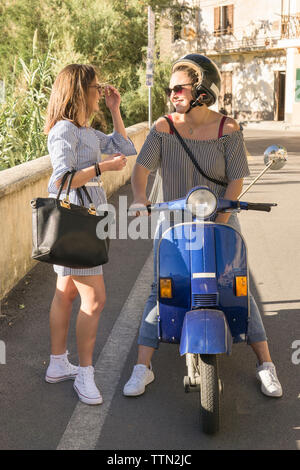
xmin=0 ymin=0 xmax=188 ymax=167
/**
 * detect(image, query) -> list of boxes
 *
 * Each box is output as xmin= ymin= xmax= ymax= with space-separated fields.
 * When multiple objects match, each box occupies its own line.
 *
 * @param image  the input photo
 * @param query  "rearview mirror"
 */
xmin=263 ymin=145 xmax=287 ymax=170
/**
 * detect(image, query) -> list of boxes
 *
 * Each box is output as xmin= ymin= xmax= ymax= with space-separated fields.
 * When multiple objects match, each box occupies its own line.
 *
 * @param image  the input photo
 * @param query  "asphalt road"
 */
xmin=0 ymin=128 xmax=299 ymax=451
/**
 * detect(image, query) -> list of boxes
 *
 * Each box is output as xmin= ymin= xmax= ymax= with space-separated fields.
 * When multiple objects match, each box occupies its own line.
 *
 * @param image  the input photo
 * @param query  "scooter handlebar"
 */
xmin=239 ymin=202 xmax=277 ymax=212
xmin=128 ymin=201 xmax=278 ymax=216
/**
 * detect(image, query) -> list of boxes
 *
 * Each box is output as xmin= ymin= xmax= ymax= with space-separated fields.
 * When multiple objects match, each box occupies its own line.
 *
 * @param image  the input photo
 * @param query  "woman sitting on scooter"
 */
xmin=123 ymin=53 xmax=283 ymax=399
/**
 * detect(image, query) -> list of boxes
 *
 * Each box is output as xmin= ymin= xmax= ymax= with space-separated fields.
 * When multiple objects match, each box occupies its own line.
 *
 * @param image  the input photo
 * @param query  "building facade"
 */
xmin=159 ymin=0 xmax=300 ymax=124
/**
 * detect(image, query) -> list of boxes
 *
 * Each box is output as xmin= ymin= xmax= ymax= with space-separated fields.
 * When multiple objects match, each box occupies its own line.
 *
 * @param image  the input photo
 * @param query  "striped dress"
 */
xmin=47 ymin=119 xmax=137 ymax=277
xmin=137 ymin=121 xmax=250 ymax=204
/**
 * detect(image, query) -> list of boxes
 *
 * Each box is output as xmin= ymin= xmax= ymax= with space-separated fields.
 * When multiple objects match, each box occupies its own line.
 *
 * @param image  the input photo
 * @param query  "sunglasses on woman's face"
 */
xmin=89 ymin=83 xmax=109 ymax=93
xmin=165 ymin=83 xmax=193 ymax=97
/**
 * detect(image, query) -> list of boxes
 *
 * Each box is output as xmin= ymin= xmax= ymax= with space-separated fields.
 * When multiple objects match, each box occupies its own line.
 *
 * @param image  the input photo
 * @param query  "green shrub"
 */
xmin=0 ymin=33 xmax=55 ymax=169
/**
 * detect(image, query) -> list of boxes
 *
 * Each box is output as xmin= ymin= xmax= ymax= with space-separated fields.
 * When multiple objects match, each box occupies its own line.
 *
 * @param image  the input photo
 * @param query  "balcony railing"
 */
xmin=185 ymin=34 xmax=283 ymax=54
xmin=281 ymin=13 xmax=300 ymax=39
xmin=212 ymin=35 xmax=282 ymax=53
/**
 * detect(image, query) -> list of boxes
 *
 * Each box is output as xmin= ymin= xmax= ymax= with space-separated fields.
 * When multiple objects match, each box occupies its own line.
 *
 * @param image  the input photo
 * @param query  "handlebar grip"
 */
xmin=246 ymin=202 xmax=277 ymax=212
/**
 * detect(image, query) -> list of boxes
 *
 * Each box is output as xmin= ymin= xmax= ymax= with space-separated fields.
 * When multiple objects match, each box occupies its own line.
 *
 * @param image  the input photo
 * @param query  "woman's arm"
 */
xmin=105 ymin=86 xmax=127 ymax=140
xmin=55 ymin=156 xmax=126 ymax=190
xmin=215 ymin=117 xmax=249 ymax=223
xmin=214 ymin=178 xmax=243 ymax=224
xmin=130 ymin=163 xmax=152 ymax=206
xmin=129 ymin=123 xmax=162 ymax=209
xmin=111 ymin=108 xmax=127 ymax=141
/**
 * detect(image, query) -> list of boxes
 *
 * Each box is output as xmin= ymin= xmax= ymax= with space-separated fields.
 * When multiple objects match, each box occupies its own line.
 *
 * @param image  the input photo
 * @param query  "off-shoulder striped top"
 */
xmin=137 ymin=121 xmax=250 ymax=204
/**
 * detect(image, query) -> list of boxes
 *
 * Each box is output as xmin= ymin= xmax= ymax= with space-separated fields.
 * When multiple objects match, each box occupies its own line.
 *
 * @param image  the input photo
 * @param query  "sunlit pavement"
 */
xmin=0 ymin=127 xmax=299 ymax=450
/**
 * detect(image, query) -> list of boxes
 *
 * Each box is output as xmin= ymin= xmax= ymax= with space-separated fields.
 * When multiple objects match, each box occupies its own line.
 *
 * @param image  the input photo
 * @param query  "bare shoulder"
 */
xmin=155 ymin=116 xmax=171 ymax=133
xmin=222 ymin=116 xmax=240 ymax=134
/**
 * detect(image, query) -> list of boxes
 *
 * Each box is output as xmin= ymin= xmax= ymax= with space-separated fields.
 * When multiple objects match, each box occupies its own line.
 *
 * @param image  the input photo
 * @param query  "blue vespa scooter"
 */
xmin=133 ymin=145 xmax=287 ymax=434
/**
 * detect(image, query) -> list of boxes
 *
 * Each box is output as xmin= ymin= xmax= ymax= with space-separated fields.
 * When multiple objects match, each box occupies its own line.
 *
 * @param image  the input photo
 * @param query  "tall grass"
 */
xmin=0 ymin=25 xmax=170 ymax=171
xmin=0 ymin=32 xmax=55 ymax=170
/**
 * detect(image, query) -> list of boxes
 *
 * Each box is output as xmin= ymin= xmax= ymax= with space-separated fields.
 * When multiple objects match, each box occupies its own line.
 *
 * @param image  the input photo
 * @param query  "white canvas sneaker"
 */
xmin=123 ymin=364 xmax=155 ymax=396
xmin=256 ymin=362 xmax=283 ymax=397
xmin=45 ymin=351 xmax=78 ymax=383
xmin=73 ymin=366 xmax=103 ymax=405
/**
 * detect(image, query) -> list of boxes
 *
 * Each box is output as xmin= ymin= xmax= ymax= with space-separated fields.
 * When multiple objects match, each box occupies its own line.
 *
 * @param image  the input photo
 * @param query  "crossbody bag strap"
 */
xmin=163 ymin=115 xmax=227 ymax=188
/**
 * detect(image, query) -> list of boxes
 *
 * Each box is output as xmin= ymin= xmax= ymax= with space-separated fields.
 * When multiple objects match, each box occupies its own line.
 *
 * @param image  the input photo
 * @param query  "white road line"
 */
xmin=57 ymin=251 xmax=153 ymax=450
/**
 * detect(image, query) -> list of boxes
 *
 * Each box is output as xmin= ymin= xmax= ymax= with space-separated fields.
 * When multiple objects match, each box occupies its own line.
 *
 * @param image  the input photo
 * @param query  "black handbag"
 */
xmin=30 ymin=170 xmax=110 ymax=269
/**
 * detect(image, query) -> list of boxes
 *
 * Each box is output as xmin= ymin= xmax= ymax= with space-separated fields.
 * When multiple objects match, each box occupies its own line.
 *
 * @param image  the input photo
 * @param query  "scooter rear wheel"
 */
xmin=198 ymin=354 xmax=220 ymax=434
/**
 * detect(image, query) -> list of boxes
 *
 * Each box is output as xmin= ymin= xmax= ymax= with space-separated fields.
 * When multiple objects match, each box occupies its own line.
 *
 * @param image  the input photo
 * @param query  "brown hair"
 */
xmin=44 ymin=64 xmax=97 ymax=134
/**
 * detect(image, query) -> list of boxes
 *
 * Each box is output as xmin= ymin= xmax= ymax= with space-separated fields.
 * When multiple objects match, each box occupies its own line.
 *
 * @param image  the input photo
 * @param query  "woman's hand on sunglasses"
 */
xmin=105 ymin=85 xmax=121 ymax=112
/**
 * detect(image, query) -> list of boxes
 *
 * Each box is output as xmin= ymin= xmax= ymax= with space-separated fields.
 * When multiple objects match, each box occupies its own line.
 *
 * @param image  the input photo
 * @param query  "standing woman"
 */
xmin=44 ymin=64 xmax=136 ymax=405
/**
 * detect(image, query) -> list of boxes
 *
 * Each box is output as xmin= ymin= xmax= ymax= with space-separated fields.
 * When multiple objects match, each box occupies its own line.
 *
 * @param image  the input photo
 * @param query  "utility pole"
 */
xmin=196 ymin=0 xmax=201 ymax=51
xmin=146 ymin=6 xmax=155 ymax=128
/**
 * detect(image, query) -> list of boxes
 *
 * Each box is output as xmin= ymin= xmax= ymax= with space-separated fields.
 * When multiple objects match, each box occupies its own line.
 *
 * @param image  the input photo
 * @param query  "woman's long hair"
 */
xmin=44 ymin=64 xmax=97 ymax=134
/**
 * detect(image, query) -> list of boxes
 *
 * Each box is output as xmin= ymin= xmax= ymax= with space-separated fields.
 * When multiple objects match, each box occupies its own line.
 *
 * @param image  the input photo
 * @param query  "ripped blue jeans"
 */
xmin=137 ymin=213 xmax=267 ymax=349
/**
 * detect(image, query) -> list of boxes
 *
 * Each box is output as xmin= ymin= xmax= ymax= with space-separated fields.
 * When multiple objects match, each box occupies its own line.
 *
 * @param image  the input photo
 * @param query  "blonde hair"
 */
xmin=44 ymin=64 xmax=97 ymax=134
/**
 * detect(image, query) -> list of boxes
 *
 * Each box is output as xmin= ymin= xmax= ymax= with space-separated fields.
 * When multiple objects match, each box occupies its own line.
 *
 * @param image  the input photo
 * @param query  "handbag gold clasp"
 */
xmin=60 ymin=197 xmax=71 ymax=209
xmin=88 ymin=204 xmax=97 ymax=216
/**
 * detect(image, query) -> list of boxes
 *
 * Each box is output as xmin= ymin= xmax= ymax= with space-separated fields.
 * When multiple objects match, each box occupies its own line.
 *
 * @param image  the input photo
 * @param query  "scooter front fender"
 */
xmin=179 ymin=309 xmax=233 ymax=356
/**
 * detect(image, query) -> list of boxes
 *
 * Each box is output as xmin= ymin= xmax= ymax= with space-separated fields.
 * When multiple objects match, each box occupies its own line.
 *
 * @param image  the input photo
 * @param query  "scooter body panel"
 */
xmin=179 ymin=309 xmax=233 ymax=355
xmin=157 ymin=222 xmax=249 ymax=344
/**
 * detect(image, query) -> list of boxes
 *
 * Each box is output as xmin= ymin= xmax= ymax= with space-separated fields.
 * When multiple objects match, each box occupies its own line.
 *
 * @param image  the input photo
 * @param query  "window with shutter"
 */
xmin=226 ymin=4 xmax=234 ymax=35
xmin=214 ymin=4 xmax=234 ymax=36
xmin=214 ymin=7 xmax=221 ymax=36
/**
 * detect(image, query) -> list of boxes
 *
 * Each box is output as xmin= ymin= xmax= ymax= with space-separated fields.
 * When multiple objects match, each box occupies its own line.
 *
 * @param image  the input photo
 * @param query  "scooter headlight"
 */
xmin=186 ymin=187 xmax=217 ymax=219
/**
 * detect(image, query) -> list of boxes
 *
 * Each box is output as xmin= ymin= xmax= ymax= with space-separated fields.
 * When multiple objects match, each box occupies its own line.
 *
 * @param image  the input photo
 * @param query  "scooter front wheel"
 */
xmin=198 ymin=354 xmax=220 ymax=434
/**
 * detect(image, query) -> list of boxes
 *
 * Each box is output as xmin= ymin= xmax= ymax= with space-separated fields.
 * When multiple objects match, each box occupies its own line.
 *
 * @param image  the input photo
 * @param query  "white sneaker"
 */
xmin=73 ymin=366 xmax=103 ymax=405
xmin=256 ymin=362 xmax=283 ymax=397
xmin=45 ymin=351 xmax=78 ymax=383
xmin=123 ymin=364 xmax=155 ymax=397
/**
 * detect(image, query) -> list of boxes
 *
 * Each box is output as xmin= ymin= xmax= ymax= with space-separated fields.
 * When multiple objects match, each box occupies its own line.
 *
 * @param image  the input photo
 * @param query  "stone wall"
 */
xmin=0 ymin=122 xmax=149 ymax=300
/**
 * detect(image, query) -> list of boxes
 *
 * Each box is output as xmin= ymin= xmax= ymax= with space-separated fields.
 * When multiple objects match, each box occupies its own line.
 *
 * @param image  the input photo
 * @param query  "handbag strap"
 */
xmin=76 ymin=186 xmax=94 ymax=206
xmin=56 ymin=171 xmax=74 ymax=200
xmin=56 ymin=170 xmax=95 ymax=206
xmin=76 ymin=187 xmax=85 ymax=206
xmin=163 ymin=115 xmax=227 ymax=188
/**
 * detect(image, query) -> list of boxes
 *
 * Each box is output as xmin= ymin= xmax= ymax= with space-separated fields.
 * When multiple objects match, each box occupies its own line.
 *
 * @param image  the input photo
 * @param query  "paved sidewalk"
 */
xmin=241 ymin=120 xmax=300 ymax=132
xmin=0 ymin=128 xmax=299 ymax=450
